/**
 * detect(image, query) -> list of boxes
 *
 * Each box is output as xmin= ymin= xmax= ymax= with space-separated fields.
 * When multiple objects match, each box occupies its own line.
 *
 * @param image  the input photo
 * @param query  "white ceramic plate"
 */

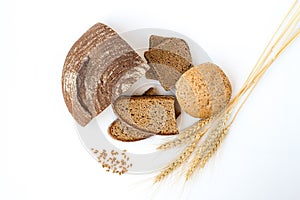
xmin=75 ymin=28 xmax=211 ymax=174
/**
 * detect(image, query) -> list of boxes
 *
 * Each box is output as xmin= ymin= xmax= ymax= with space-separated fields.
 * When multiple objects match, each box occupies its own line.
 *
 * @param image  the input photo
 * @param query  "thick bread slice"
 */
xmin=113 ymin=96 xmax=178 ymax=135
xmin=149 ymin=35 xmax=168 ymax=48
xmin=108 ymin=119 xmax=152 ymax=142
xmin=109 ymin=87 xmax=180 ymax=142
xmin=62 ymin=23 xmax=149 ymax=126
xmin=109 ymin=87 xmax=156 ymax=142
xmin=144 ymin=36 xmax=193 ymax=90
xmin=145 ymin=35 xmax=169 ymax=80
xmin=154 ymin=38 xmax=192 ymax=62
xmin=144 ymin=49 xmax=192 ymax=91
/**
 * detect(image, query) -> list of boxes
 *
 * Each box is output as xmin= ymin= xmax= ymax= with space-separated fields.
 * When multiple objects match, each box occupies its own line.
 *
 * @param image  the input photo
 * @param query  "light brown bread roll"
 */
xmin=175 ymin=62 xmax=232 ymax=118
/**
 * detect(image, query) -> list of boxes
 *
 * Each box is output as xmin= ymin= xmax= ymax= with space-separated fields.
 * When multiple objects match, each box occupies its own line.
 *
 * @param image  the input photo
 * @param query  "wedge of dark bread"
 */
xmin=62 ymin=23 xmax=149 ymax=126
xmin=144 ymin=35 xmax=193 ymax=90
xmin=113 ymin=96 xmax=178 ymax=135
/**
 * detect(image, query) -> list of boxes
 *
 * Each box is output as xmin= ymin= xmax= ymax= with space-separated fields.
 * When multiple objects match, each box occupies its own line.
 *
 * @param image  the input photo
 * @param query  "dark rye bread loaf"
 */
xmin=144 ymin=35 xmax=193 ymax=90
xmin=113 ymin=96 xmax=178 ymax=135
xmin=62 ymin=23 xmax=149 ymax=126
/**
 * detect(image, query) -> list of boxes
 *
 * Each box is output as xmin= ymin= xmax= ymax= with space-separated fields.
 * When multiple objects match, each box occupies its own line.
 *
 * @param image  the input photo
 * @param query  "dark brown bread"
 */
xmin=109 ymin=87 xmax=157 ymax=142
xmin=144 ymin=49 xmax=192 ymax=91
xmin=108 ymin=119 xmax=152 ymax=142
xmin=113 ymin=96 xmax=178 ymax=135
xmin=62 ymin=23 xmax=148 ymax=126
xmin=109 ymin=87 xmax=181 ymax=142
xmin=144 ymin=35 xmax=193 ymax=90
xmin=149 ymin=35 xmax=168 ymax=48
xmin=145 ymin=35 xmax=169 ymax=80
xmin=142 ymin=87 xmax=157 ymax=96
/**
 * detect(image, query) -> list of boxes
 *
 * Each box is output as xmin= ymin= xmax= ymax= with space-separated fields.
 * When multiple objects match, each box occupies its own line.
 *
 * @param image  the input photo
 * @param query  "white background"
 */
xmin=1 ymin=0 xmax=300 ymax=199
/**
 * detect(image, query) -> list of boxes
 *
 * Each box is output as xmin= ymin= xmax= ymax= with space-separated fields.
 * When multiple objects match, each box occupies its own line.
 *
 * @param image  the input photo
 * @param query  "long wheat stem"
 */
xmin=155 ymin=1 xmax=299 ymax=183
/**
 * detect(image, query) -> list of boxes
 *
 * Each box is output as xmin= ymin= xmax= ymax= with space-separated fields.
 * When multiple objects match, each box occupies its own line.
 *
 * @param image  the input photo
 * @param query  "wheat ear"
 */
xmin=186 ymin=2 xmax=300 ymax=180
xmin=154 ymin=129 xmax=207 ymax=183
xmin=186 ymin=126 xmax=229 ymax=180
xmin=185 ymin=114 xmax=230 ymax=180
xmin=154 ymin=1 xmax=299 ymax=183
xmin=157 ymin=117 xmax=212 ymax=150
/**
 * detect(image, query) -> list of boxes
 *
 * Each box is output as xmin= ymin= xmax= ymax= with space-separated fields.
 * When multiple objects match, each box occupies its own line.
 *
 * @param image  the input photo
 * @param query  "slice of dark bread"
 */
xmin=149 ymin=35 xmax=168 ymax=48
xmin=109 ymin=88 xmax=157 ymax=142
xmin=154 ymin=37 xmax=192 ymax=62
xmin=144 ymin=49 xmax=193 ymax=91
xmin=109 ymin=87 xmax=180 ymax=142
xmin=113 ymin=96 xmax=178 ymax=135
xmin=144 ymin=35 xmax=193 ymax=90
xmin=145 ymin=35 xmax=169 ymax=80
xmin=108 ymin=119 xmax=153 ymax=142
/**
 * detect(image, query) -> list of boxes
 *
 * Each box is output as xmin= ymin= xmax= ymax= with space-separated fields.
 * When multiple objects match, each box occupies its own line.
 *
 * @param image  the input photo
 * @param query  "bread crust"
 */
xmin=108 ymin=119 xmax=153 ymax=142
xmin=62 ymin=23 xmax=148 ymax=126
xmin=176 ymin=62 xmax=232 ymax=118
xmin=144 ymin=36 xmax=193 ymax=90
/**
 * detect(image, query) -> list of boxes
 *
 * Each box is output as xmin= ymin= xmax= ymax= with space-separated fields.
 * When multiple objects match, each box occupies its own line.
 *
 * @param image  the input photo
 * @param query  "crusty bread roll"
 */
xmin=62 ymin=23 xmax=149 ymax=126
xmin=175 ymin=62 xmax=232 ymax=118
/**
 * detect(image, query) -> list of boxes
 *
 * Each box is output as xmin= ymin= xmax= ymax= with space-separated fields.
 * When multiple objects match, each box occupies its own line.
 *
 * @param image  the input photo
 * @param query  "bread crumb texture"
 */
xmin=113 ymin=96 xmax=178 ymax=135
xmin=108 ymin=119 xmax=153 ymax=142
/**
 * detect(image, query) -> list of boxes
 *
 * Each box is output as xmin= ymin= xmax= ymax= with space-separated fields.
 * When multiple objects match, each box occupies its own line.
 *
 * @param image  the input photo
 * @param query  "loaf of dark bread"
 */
xmin=62 ymin=23 xmax=149 ymax=126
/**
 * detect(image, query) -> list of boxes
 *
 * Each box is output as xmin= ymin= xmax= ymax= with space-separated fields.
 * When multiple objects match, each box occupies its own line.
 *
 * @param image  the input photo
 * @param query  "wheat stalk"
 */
xmin=157 ymin=117 xmax=212 ymax=150
xmin=186 ymin=126 xmax=229 ymax=180
xmin=185 ymin=114 xmax=230 ymax=180
xmin=155 ymin=1 xmax=300 ymax=183
xmin=154 ymin=129 xmax=207 ymax=183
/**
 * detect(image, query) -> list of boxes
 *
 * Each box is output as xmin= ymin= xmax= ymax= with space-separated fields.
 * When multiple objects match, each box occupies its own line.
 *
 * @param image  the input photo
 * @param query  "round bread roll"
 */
xmin=175 ymin=62 xmax=232 ymax=118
